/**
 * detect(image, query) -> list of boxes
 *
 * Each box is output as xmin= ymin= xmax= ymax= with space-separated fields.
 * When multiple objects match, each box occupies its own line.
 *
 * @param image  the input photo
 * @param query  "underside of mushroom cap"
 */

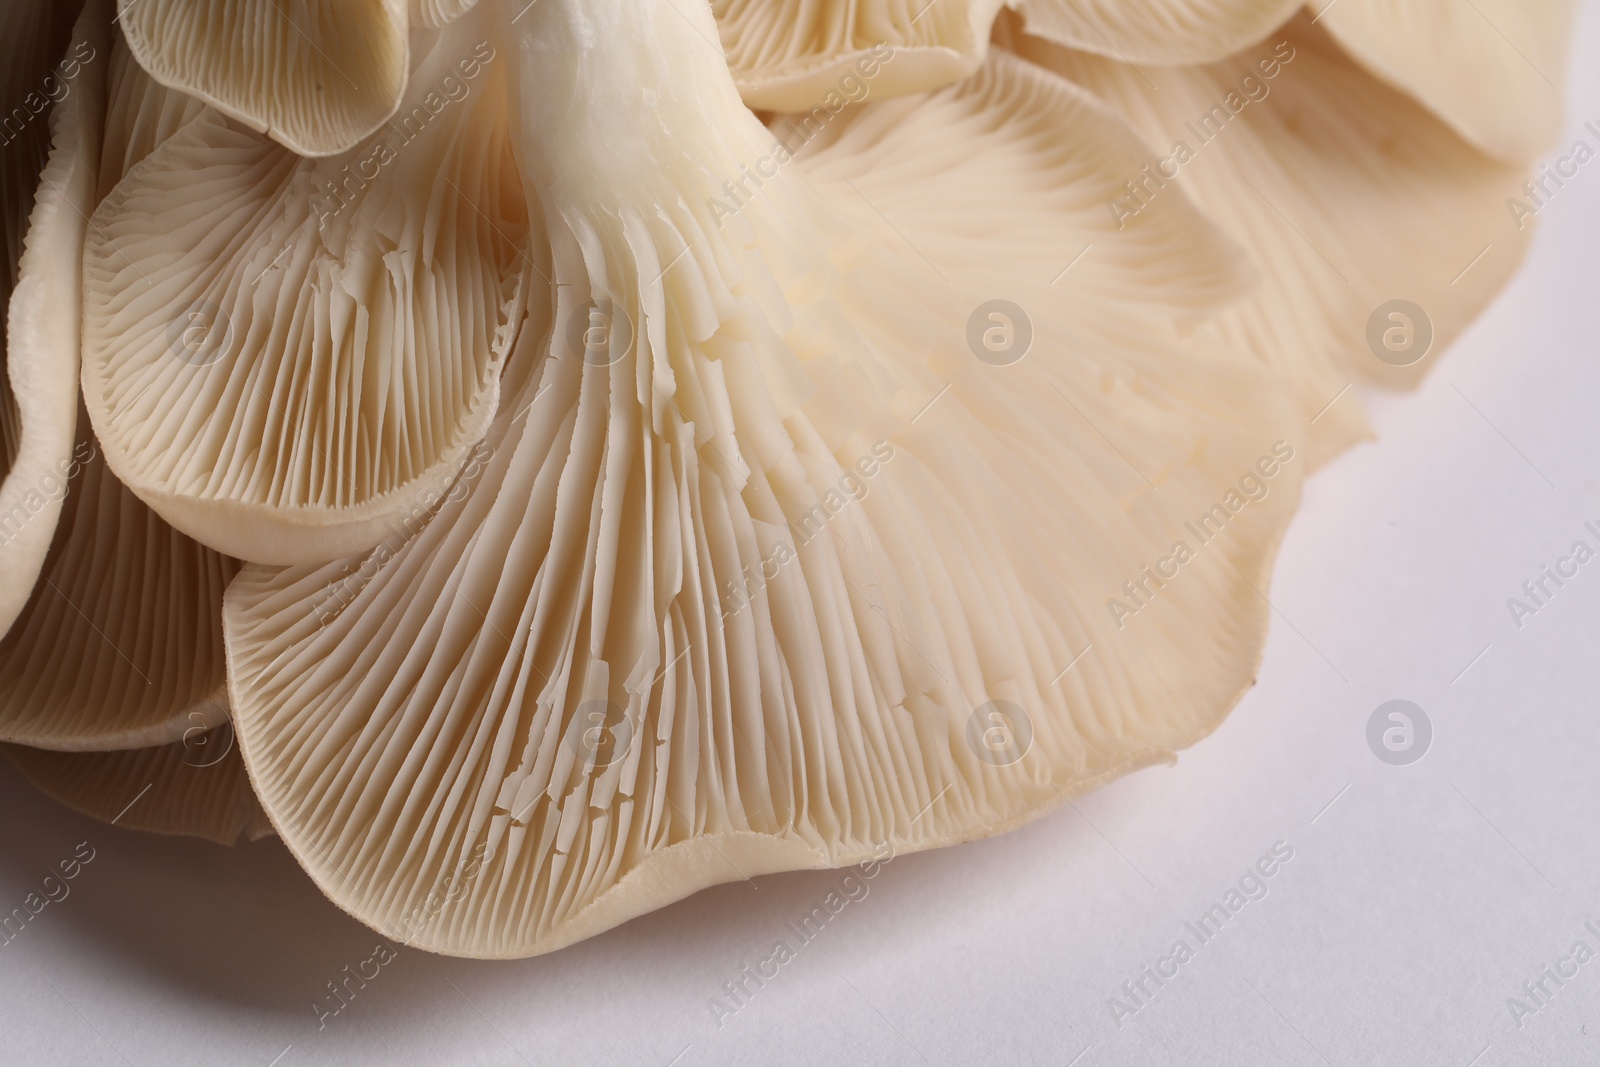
xmin=225 ymin=0 xmax=1302 ymax=959
xmin=82 ymin=10 xmax=532 ymax=565
xmin=0 ymin=39 xmax=255 ymax=754
xmin=780 ymin=50 xmax=1255 ymax=319
xmin=1 ymin=0 xmax=81 ymax=493
xmin=6 ymin=727 xmax=273 ymax=844
xmin=1315 ymin=0 xmax=1576 ymax=163
xmin=0 ymin=410 xmax=239 ymax=751
xmin=1016 ymin=0 xmax=1303 ymax=66
xmin=713 ymin=0 xmax=1006 ymax=112
xmin=1010 ymin=12 xmax=1538 ymax=468
xmin=97 ymin=32 xmax=208 ymax=203
xmin=0 ymin=1 xmax=108 ymax=639
xmin=116 ymin=0 xmax=410 ymax=158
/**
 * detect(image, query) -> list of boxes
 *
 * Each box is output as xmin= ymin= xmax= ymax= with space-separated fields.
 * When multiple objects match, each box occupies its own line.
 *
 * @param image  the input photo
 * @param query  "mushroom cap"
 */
xmin=82 ymin=11 xmax=532 ymax=564
xmin=1316 ymin=0 xmax=1576 ymax=163
xmin=97 ymin=30 xmax=208 ymax=203
xmin=116 ymin=0 xmax=410 ymax=157
xmin=1011 ymin=12 xmax=1539 ymax=467
xmin=0 ymin=0 xmax=108 ymax=639
xmin=225 ymin=0 xmax=1301 ymax=958
xmin=5 ymin=727 xmax=273 ymax=845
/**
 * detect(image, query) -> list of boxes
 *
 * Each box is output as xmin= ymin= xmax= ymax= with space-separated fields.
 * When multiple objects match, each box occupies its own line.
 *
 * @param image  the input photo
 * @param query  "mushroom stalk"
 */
xmin=504 ymin=0 xmax=773 ymax=234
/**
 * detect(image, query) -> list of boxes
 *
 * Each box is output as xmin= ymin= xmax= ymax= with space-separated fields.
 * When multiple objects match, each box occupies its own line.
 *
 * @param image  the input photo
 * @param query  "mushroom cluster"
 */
xmin=0 ymin=0 xmax=1572 ymax=957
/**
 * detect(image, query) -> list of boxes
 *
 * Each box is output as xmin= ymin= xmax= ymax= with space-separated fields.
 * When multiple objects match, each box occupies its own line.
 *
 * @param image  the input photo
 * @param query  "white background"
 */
xmin=5 ymin=7 xmax=1600 ymax=1065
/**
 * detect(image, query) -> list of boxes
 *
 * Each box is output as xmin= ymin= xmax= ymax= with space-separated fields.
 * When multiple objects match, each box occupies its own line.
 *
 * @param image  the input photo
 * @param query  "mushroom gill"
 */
xmin=5 ymin=727 xmax=272 ymax=845
xmin=0 ymin=0 xmax=1573 ymax=967
xmin=115 ymin=0 xmax=410 ymax=158
xmin=81 ymin=6 xmax=531 ymax=564
xmin=1316 ymin=0 xmax=1576 ymax=163
xmin=0 ymin=0 xmax=107 ymax=638
xmin=0 ymin=39 xmax=236 ymax=751
xmin=225 ymin=0 xmax=1301 ymax=958
xmin=1014 ymin=0 xmax=1302 ymax=65
xmin=1008 ymin=12 xmax=1540 ymax=467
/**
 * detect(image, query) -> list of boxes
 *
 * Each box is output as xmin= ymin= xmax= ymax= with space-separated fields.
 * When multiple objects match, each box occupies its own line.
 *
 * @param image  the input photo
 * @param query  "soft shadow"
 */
xmin=0 ymin=756 xmax=1074 ymax=1024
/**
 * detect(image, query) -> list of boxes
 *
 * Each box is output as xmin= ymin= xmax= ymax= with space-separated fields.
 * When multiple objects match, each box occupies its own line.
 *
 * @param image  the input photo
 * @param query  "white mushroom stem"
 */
xmin=506 ymin=0 xmax=785 ymax=229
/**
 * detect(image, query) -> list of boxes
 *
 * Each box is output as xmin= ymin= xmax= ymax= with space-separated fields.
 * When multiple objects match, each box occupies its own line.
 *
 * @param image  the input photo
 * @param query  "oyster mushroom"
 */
xmin=0 ymin=0 xmax=1565 ymax=968
xmin=115 ymin=0 xmax=410 ymax=157
xmin=1316 ymin=0 xmax=1576 ymax=162
xmin=0 ymin=40 xmax=237 ymax=750
xmin=1009 ymin=12 xmax=1540 ymax=465
xmin=81 ymin=6 xmax=531 ymax=564
xmin=0 ymin=0 xmax=107 ymax=638
xmin=97 ymin=31 xmax=206 ymax=202
xmin=5 ymin=728 xmax=272 ymax=844
xmin=224 ymin=0 xmax=1301 ymax=957
xmin=0 ymin=421 xmax=239 ymax=748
